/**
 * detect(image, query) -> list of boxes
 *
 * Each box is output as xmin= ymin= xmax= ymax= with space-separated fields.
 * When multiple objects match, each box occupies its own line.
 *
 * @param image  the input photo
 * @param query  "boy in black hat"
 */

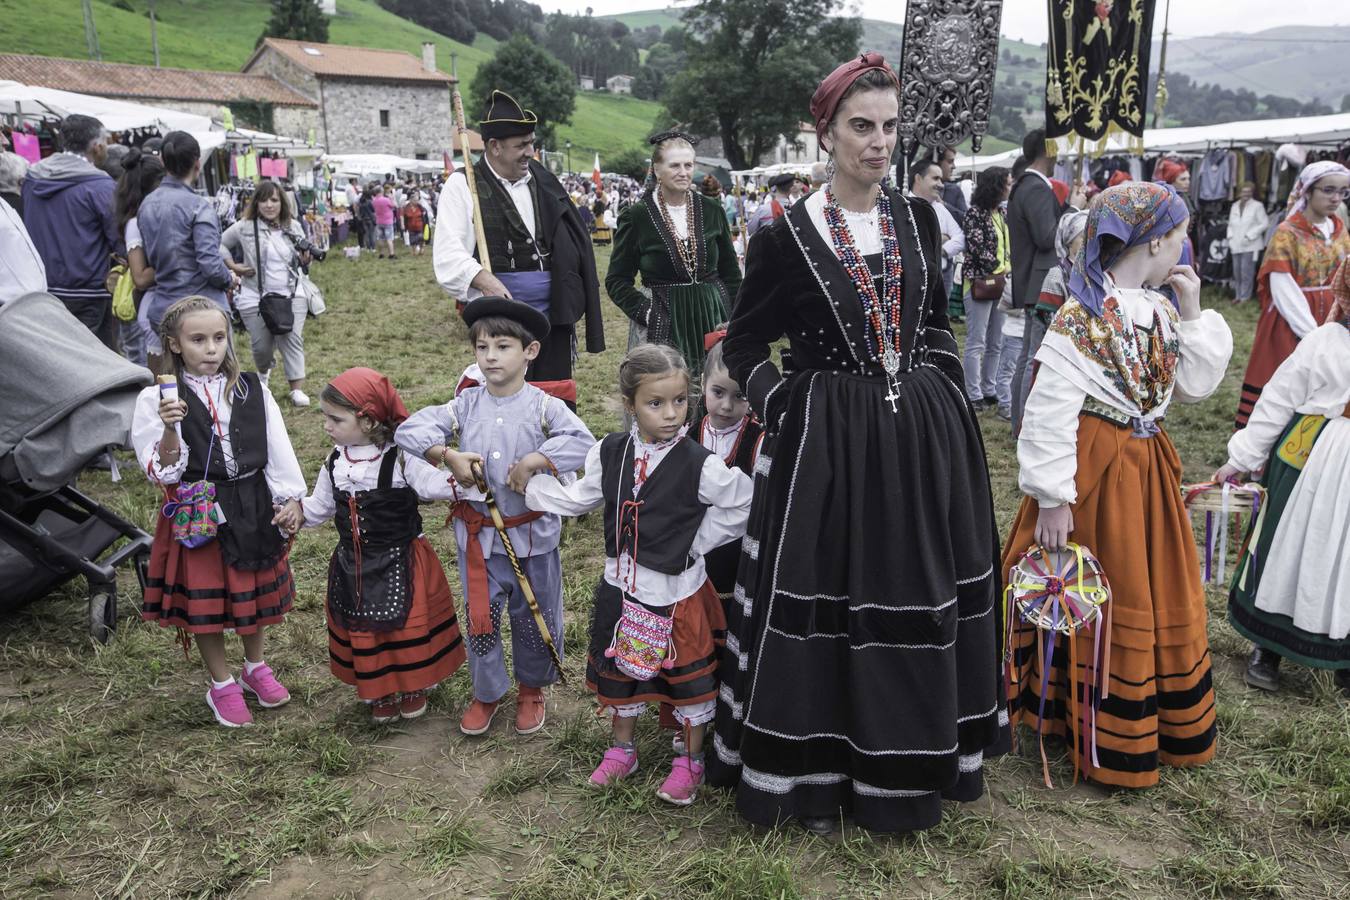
xmin=433 ymin=89 xmax=605 ymax=383
xmin=746 ymin=172 xmax=799 ymax=236
xmin=395 ymin=297 xmax=595 ymax=737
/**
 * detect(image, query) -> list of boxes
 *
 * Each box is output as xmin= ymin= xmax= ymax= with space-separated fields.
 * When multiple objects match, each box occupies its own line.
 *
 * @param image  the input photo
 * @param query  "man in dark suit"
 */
xmin=1007 ymin=129 xmax=1083 ymax=430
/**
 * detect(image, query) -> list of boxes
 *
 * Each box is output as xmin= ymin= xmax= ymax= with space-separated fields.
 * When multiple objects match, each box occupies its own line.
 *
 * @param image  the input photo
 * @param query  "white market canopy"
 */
xmin=0 ymin=79 xmax=223 ymax=151
xmin=0 ymin=81 xmax=320 ymax=157
xmin=230 ymin=126 xmax=323 ymax=159
xmin=954 ymin=112 xmax=1350 ymax=173
xmin=322 ymin=153 xmax=444 ymax=178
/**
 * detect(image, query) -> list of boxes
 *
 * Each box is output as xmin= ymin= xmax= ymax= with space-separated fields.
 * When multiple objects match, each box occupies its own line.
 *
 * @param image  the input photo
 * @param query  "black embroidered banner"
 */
xmin=1045 ymin=0 xmax=1158 ymax=156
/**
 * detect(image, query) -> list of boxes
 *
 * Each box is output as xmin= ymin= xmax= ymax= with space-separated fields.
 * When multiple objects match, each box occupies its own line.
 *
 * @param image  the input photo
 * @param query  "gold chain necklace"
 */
xmin=657 ymin=189 xmax=697 ymax=275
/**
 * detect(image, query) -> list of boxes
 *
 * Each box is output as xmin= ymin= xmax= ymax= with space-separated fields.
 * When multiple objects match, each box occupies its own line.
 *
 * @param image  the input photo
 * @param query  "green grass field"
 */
xmin=1 ymin=245 xmax=1348 ymax=898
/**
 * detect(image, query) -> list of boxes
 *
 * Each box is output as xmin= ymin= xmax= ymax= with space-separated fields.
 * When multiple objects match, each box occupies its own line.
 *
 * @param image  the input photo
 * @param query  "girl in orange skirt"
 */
xmin=132 ymin=296 xmax=307 ymax=728
xmin=525 ymin=344 xmax=753 ymax=806
xmin=1006 ymin=183 xmax=1233 ymax=787
xmin=297 ymin=367 xmax=467 ymax=724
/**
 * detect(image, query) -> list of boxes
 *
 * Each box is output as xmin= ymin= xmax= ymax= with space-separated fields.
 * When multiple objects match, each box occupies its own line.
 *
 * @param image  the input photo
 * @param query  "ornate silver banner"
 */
xmin=898 ymin=0 xmax=1004 ymax=156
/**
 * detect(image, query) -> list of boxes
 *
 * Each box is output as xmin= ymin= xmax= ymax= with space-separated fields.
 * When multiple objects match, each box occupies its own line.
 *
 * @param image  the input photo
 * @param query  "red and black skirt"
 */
xmin=586 ymin=578 xmax=726 ymax=708
xmin=141 ymin=514 xmax=293 ymax=635
xmin=327 ymin=536 xmax=467 ymax=699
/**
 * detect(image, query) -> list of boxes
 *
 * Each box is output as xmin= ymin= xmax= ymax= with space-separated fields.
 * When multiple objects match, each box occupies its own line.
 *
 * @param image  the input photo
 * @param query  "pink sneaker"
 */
xmin=238 ymin=663 xmax=291 ymax=708
xmin=657 ymin=757 xmax=704 ymax=806
xmin=206 ymin=682 xmax=253 ymax=727
xmin=588 ymin=747 xmax=639 ymax=787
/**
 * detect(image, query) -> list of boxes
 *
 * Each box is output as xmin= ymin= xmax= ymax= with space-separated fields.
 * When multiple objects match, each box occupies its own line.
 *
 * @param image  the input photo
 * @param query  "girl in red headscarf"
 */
xmin=296 ymin=367 xmax=467 ymax=724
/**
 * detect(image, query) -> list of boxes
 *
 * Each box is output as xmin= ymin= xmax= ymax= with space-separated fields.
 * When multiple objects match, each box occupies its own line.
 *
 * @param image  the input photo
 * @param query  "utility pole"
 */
xmin=149 ymin=0 xmax=160 ymax=67
xmin=1151 ymin=0 xmax=1171 ymax=129
xmin=81 ymin=0 xmax=102 ymax=61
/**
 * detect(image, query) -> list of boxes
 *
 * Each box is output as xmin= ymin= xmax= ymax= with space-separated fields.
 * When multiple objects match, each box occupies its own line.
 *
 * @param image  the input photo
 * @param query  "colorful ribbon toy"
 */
xmin=1004 ymin=542 xmax=1112 ymax=788
xmin=1182 ymin=482 xmax=1266 ymax=586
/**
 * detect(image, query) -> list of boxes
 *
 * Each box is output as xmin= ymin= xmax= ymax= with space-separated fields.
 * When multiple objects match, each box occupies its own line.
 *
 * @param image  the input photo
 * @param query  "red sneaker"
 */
xmin=399 ymin=690 xmax=428 ymax=720
xmin=515 ymin=685 xmax=546 ymax=735
xmin=459 ymin=699 xmax=499 ymax=736
xmin=371 ymin=695 xmax=400 ymax=724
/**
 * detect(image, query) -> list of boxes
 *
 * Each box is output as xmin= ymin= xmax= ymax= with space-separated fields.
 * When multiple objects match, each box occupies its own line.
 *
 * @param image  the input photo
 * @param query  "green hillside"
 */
xmin=597 ymin=7 xmax=684 ymax=31
xmin=0 ymin=0 xmax=656 ymax=159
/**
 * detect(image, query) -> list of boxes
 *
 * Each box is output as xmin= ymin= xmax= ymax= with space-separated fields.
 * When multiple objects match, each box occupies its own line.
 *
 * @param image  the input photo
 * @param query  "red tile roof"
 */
xmin=0 ymin=54 xmax=316 ymax=106
xmin=246 ymin=38 xmax=451 ymax=84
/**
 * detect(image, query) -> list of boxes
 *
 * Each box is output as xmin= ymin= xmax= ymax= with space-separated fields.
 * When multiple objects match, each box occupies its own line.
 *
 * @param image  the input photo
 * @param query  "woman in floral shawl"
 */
xmin=1235 ymin=161 xmax=1350 ymax=428
xmin=1003 ymin=182 xmax=1233 ymax=788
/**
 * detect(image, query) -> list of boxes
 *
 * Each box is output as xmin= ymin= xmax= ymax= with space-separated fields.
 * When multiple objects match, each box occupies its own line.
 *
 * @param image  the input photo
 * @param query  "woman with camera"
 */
xmin=221 ymin=179 xmax=313 ymax=407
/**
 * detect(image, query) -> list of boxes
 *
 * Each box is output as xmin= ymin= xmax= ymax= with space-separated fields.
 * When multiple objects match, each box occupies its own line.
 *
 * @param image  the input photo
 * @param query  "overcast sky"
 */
xmin=538 ymin=0 xmax=1350 ymax=44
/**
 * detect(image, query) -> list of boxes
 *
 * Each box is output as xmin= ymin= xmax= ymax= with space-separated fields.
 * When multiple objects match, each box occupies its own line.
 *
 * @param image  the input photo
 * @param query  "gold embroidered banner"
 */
xmin=1045 ymin=0 xmax=1158 ymax=157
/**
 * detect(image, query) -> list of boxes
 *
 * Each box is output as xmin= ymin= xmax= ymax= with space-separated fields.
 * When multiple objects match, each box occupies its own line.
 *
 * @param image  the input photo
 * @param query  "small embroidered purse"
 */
xmin=604 ymin=597 xmax=676 ymax=681
xmin=163 ymin=479 xmax=221 ymax=548
xmin=159 ymin=409 xmax=222 ymax=549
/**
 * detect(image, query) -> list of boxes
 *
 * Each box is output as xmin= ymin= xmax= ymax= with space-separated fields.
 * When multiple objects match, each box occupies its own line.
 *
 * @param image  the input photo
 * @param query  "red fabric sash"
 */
xmin=450 ymin=501 xmax=544 ymax=635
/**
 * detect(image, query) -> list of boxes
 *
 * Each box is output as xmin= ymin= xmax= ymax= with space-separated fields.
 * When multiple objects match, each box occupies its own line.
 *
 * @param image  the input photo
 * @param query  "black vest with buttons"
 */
xmin=600 ymin=432 xmax=711 ymax=576
xmin=325 ymin=447 xmax=421 ymax=632
xmin=473 ymin=156 xmax=551 ymax=273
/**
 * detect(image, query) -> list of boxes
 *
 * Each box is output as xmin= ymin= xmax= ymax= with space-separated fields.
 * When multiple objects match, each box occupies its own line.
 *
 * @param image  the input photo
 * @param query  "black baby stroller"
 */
xmin=0 ymin=292 xmax=154 ymax=642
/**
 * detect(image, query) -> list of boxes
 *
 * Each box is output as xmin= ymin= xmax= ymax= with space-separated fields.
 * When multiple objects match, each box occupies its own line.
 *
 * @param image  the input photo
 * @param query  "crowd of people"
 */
xmin=340 ymin=176 xmax=439 ymax=259
xmin=2 ymin=53 xmax=1349 ymax=841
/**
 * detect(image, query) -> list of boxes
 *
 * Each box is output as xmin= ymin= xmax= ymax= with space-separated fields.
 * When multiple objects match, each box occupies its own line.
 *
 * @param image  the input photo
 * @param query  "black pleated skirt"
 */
xmin=708 ymin=365 xmax=1010 ymax=833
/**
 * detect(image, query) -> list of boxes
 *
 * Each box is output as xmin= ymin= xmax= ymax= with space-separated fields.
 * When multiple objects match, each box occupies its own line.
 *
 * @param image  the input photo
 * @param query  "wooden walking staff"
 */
xmin=469 ymin=461 xmax=566 ymax=682
xmin=449 ymin=55 xmax=491 ymax=271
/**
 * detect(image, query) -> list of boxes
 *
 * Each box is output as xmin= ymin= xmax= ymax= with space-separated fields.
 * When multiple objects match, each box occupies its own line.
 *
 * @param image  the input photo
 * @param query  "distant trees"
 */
xmin=468 ymin=34 xmax=575 ymax=149
xmin=633 ymin=28 xmax=687 ymax=101
xmin=542 ymin=11 xmax=640 ymax=87
xmin=258 ymin=0 xmax=328 ymax=46
xmin=379 ymin=0 xmax=543 ymax=45
xmin=664 ymin=0 xmax=862 ymax=170
xmin=1144 ymin=72 xmax=1332 ymax=126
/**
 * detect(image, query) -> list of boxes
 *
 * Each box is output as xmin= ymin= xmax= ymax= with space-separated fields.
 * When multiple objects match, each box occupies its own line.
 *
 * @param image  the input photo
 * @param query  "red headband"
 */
xmin=328 ymin=367 xmax=409 ymax=429
xmin=810 ymin=52 xmax=899 ymax=144
xmin=703 ymin=329 xmax=728 ymax=352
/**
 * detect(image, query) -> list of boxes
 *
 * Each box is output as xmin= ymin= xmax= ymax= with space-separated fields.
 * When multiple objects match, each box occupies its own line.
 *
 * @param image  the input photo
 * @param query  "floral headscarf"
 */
xmin=1055 ymin=210 xmax=1089 ymax=263
xmin=1286 ymin=160 xmax=1350 ymax=217
xmin=1069 ymin=182 xmax=1190 ymax=316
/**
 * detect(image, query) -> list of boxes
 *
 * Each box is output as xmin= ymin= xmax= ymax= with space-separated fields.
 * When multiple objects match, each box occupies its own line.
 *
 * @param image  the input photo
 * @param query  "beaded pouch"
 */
xmin=605 ymin=597 xmax=676 ymax=681
xmin=163 ymin=480 xmax=220 ymax=548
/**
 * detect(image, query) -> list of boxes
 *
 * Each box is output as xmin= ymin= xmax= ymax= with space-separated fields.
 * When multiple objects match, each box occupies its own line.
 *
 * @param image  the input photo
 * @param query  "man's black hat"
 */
xmin=480 ymin=90 xmax=539 ymax=141
xmin=768 ymin=173 xmax=797 ymax=191
xmin=462 ymin=295 xmax=550 ymax=342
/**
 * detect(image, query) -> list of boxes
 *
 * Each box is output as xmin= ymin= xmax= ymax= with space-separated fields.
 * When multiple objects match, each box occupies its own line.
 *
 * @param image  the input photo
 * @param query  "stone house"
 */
xmin=605 ymin=74 xmax=634 ymax=94
xmin=242 ymin=38 xmax=453 ymax=158
xmin=0 ymin=53 xmax=318 ymax=137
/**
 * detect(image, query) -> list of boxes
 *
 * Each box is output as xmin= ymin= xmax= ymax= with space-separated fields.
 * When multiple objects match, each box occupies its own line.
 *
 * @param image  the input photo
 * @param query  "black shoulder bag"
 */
xmin=254 ymin=220 xmax=295 ymax=335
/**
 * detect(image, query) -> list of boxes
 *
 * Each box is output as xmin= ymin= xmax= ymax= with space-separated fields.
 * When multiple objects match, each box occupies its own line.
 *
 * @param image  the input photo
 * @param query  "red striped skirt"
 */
xmin=141 ymin=514 xmax=293 ymax=634
xmin=328 ymin=537 xmax=466 ymax=699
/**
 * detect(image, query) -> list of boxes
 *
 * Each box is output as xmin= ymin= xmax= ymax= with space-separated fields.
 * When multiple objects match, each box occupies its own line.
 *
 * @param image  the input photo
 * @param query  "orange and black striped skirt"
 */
xmin=327 ymin=537 xmax=466 ymax=700
xmin=1002 ymin=414 xmax=1217 ymax=788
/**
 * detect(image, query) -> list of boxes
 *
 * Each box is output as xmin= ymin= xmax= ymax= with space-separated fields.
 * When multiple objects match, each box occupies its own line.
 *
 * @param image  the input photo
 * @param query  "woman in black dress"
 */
xmin=708 ymin=52 xmax=1009 ymax=834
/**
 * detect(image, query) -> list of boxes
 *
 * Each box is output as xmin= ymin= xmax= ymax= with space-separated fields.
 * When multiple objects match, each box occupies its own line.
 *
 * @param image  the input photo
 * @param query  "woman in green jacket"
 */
xmin=605 ymin=132 xmax=743 ymax=402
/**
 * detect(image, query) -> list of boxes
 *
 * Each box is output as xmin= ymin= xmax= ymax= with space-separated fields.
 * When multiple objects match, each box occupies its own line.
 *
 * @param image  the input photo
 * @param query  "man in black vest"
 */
xmin=433 ymin=89 xmax=604 ymax=382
